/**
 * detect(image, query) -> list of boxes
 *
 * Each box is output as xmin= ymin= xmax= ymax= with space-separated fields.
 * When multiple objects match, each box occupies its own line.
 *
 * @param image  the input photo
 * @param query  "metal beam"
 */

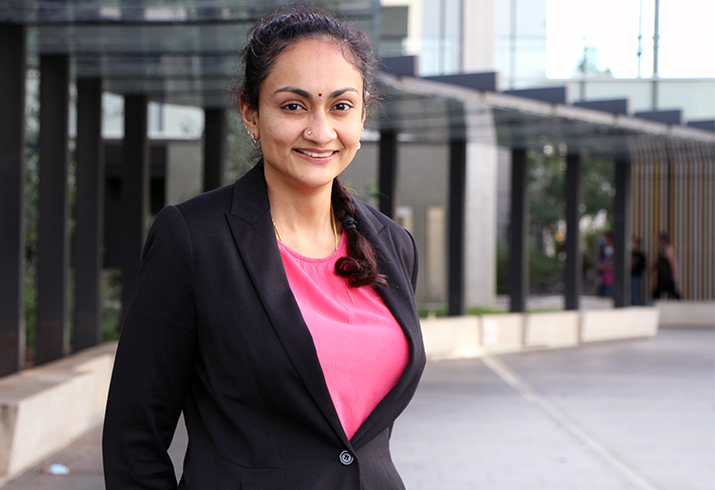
xmin=74 ymin=78 xmax=105 ymax=351
xmin=120 ymin=95 xmax=150 ymax=324
xmin=613 ymin=159 xmax=631 ymax=307
xmin=36 ymin=55 xmax=71 ymax=365
xmin=0 ymin=24 xmax=27 ymax=375
xmin=203 ymin=107 xmax=227 ymax=191
xmin=509 ymin=148 xmax=529 ymax=313
xmin=564 ymin=152 xmax=582 ymax=311
xmin=448 ymin=139 xmax=467 ymax=316
xmin=378 ymin=130 xmax=398 ymax=219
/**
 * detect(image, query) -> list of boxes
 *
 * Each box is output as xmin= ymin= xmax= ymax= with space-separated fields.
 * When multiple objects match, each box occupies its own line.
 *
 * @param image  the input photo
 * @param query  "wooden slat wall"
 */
xmin=629 ymin=139 xmax=715 ymax=300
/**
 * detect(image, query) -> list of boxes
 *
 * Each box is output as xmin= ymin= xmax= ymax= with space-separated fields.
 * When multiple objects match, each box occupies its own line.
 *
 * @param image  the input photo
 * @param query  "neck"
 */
xmin=266 ymin=175 xmax=340 ymax=258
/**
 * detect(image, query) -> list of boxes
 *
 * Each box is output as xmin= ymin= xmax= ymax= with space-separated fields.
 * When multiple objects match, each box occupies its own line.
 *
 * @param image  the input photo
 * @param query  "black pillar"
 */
xmin=36 ymin=55 xmax=71 ymax=365
xmin=74 ymin=78 xmax=105 ymax=351
xmin=448 ymin=139 xmax=467 ymax=316
xmin=509 ymin=149 xmax=529 ymax=313
xmin=378 ymin=130 xmax=398 ymax=218
xmin=204 ymin=107 xmax=227 ymax=191
xmin=613 ymin=158 xmax=631 ymax=307
xmin=120 ymin=95 xmax=150 ymax=323
xmin=0 ymin=25 xmax=27 ymax=375
xmin=564 ymin=152 xmax=582 ymax=311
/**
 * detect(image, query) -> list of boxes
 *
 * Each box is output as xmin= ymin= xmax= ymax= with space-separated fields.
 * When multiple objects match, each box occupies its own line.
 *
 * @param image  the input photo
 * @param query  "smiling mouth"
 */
xmin=296 ymin=149 xmax=337 ymax=158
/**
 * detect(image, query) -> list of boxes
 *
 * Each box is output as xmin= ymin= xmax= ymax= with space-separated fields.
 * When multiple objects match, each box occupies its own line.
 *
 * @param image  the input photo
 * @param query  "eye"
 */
xmin=332 ymin=102 xmax=354 ymax=112
xmin=281 ymin=102 xmax=305 ymax=112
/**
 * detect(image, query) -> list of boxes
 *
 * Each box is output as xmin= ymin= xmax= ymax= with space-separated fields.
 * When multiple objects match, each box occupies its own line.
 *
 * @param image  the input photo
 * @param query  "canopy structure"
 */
xmin=378 ymin=74 xmax=715 ymax=156
xmin=2 ymin=0 xmax=382 ymax=107
xmin=1 ymin=2 xmax=713 ymax=377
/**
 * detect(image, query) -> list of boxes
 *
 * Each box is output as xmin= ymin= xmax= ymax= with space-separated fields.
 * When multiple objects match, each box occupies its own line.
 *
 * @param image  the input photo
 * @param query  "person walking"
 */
xmin=631 ymin=237 xmax=647 ymax=305
xmin=652 ymin=232 xmax=681 ymax=300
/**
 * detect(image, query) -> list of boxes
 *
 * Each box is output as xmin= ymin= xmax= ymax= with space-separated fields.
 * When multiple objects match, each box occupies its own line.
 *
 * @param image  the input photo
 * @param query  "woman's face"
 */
xmin=242 ymin=38 xmax=367 ymax=194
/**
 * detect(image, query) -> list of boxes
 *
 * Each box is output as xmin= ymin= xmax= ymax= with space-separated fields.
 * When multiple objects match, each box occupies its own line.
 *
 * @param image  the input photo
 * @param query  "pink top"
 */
xmin=278 ymin=234 xmax=410 ymax=440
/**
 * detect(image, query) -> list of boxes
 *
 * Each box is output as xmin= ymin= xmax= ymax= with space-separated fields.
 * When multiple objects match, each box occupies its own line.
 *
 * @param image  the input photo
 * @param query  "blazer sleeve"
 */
xmin=103 ymin=205 xmax=197 ymax=490
xmin=406 ymin=228 xmax=419 ymax=294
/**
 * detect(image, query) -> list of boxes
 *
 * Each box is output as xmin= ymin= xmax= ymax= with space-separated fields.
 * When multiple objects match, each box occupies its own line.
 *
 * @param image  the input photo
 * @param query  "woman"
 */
xmin=652 ymin=232 xmax=680 ymax=300
xmin=102 ymin=6 xmax=426 ymax=490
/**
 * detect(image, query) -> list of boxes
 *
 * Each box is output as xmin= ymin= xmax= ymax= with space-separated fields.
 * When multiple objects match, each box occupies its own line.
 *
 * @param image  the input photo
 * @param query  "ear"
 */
xmin=361 ymin=92 xmax=370 ymax=124
xmin=239 ymin=96 xmax=260 ymax=138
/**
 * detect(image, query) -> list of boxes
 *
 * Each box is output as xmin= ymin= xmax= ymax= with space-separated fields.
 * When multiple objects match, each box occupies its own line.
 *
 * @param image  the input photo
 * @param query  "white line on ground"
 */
xmin=481 ymin=355 xmax=664 ymax=490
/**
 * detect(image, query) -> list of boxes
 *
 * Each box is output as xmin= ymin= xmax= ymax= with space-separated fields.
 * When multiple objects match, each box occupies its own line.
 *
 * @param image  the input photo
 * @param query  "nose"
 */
xmin=304 ymin=110 xmax=336 ymax=143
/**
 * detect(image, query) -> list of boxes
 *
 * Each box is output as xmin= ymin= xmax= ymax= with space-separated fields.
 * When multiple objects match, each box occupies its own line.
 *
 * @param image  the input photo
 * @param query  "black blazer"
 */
xmin=102 ymin=163 xmax=426 ymax=490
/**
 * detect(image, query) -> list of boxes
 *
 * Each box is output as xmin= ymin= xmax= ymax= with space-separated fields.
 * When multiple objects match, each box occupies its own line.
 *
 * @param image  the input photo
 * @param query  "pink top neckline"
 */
xmin=278 ymin=234 xmax=410 ymax=439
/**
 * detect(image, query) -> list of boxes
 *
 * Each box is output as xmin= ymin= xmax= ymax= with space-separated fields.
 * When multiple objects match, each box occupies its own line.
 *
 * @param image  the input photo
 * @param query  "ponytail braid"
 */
xmin=332 ymin=179 xmax=387 ymax=288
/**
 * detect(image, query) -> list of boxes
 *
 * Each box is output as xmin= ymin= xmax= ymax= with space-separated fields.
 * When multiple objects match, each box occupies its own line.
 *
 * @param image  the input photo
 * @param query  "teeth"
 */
xmin=299 ymin=150 xmax=333 ymax=158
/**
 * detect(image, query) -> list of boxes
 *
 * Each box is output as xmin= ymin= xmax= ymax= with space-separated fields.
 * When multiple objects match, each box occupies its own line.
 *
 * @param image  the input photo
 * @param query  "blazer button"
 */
xmin=339 ymin=450 xmax=354 ymax=465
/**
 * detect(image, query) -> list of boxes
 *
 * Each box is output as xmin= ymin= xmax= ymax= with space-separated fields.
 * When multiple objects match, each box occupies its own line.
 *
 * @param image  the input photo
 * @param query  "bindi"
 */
xmin=318 ymin=93 xmax=322 ymax=97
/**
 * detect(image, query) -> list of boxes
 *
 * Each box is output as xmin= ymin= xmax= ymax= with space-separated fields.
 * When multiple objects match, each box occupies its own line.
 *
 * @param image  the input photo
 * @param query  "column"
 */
xmin=0 ymin=25 xmax=27 ymax=375
xmin=509 ymin=148 xmax=529 ymax=313
xmin=378 ymin=130 xmax=398 ymax=219
xmin=36 ymin=55 xmax=71 ymax=365
xmin=204 ymin=107 xmax=227 ymax=191
xmin=120 ymin=95 xmax=150 ymax=324
xmin=74 ymin=78 xmax=105 ymax=351
xmin=448 ymin=139 xmax=467 ymax=316
xmin=613 ymin=158 xmax=631 ymax=307
xmin=564 ymin=151 xmax=582 ymax=311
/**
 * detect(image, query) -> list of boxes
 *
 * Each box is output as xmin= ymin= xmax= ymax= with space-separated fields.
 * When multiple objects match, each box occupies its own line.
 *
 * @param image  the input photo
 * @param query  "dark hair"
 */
xmin=235 ymin=5 xmax=386 ymax=288
xmin=234 ymin=4 xmax=377 ymax=113
xmin=659 ymin=232 xmax=671 ymax=244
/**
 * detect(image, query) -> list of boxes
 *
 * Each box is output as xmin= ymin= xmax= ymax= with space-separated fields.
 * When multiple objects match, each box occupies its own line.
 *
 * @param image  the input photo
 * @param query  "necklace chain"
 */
xmin=272 ymin=205 xmax=339 ymax=252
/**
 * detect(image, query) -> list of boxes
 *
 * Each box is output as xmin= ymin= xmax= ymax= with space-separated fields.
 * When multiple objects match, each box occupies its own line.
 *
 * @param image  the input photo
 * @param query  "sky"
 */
xmin=545 ymin=0 xmax=715 ymax=79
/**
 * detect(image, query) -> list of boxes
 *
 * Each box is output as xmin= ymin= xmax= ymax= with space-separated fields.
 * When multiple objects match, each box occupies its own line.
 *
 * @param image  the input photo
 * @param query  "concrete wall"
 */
xmin=422 ymin=306 xmax=659 ymax=360
xmin=0 ymin=305 xmax=665 ymax=483
xmin=166 ymin=140 xmax=202 ymax=205
xmin=0 ymin=343 xmax=116 ymax=484
xmin=657 ymin=301 xmax=715 ymax=327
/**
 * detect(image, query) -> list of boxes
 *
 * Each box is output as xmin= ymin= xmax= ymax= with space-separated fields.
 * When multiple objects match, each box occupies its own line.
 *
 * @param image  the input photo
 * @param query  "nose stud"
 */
xmin=307 ymin=130 xmax=312 ymax=136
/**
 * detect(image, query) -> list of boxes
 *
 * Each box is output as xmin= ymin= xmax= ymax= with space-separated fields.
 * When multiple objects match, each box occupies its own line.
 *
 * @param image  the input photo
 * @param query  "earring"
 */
xmin=245 ymin=125 xmax=257 ymax=147
xmin=357 ymin=141 xmax=361 ymax=150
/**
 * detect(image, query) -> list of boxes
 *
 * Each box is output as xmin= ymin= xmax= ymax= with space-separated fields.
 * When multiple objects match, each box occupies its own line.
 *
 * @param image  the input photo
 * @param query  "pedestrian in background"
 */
xmin=630 ymin=237 xmax=647 ymax=305
xmin=598 ymin=233 xmax=615 ymax=298
xmin=652 ymin=232 xmax=681 ymax=300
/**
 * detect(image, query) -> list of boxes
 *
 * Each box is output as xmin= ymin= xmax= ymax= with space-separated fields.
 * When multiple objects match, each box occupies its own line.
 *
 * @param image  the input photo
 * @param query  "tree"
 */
xmin=573 ymin=45 xmax=613 ymax=77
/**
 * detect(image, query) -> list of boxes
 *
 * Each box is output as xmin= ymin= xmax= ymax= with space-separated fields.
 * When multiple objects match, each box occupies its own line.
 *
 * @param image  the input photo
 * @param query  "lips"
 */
xmin=296 ymin=149 xmax=337 ymax=158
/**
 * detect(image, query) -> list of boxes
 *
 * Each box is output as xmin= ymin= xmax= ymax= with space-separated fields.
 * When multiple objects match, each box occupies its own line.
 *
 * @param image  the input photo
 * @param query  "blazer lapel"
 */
xmin=223 ymin=164 xmax=351 ymax=448
xmin=349 ymin=204 xmax=426 ymax=449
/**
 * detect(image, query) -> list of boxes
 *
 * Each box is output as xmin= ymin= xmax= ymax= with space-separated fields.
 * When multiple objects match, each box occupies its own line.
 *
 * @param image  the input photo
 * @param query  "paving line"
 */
xmin=481 ymin=355 xmax=663 ymax=490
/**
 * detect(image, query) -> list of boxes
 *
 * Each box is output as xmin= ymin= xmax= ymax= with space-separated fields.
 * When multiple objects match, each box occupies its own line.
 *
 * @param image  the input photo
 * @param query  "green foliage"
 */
xmin=495 ymin=240 xmax=563 ymax=295
xmin=502 ymin=149 xmax=615 ymax=295
xmin=573 ymin=45 xmax=613 ymax=77
xmin=225 ymin=111 xmax=256 ymax=183
xmin=417 ymin=305 xmax=447 ymax=318
xmin=496 ymin=240 xmax=510 ymax=295
xmin=529 ymin=245 xmax=562 ymax=293
xmin=102 ymin=269 xmax=122 ymax=342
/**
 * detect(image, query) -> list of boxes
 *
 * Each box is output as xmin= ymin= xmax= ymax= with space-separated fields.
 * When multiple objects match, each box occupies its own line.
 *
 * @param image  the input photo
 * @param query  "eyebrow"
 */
xmin=274 ymin=86 xmax=359 ymax=99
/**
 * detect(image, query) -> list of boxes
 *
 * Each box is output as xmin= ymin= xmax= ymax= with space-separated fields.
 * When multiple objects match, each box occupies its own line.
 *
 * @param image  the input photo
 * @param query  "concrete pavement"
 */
xmin=3 ymin=327 xmax=713 ymax=490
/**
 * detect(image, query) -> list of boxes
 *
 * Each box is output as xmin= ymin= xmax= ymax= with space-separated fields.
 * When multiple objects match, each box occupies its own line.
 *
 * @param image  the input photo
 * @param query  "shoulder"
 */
xmin=352 ymin=200 xmax=418 ymax=290
xmin=173 ymin=184 xmax=234 ymax=223
xmin=353 ymin=199 xmax=414 ymax=249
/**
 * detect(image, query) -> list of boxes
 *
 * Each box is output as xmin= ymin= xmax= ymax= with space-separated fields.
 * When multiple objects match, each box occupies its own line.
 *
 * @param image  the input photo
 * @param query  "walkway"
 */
xmin=3 ymin=327 xmax=713 ymax=490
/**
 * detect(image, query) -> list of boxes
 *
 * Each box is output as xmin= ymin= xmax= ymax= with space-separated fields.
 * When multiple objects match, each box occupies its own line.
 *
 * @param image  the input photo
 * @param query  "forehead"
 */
xmin=263 ymin=38 xmax=363 ymax=91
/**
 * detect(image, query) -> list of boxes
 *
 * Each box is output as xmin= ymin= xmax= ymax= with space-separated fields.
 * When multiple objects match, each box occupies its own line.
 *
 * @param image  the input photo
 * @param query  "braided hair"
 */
xmin=234 ymin=5 xmax=386 ymax=288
